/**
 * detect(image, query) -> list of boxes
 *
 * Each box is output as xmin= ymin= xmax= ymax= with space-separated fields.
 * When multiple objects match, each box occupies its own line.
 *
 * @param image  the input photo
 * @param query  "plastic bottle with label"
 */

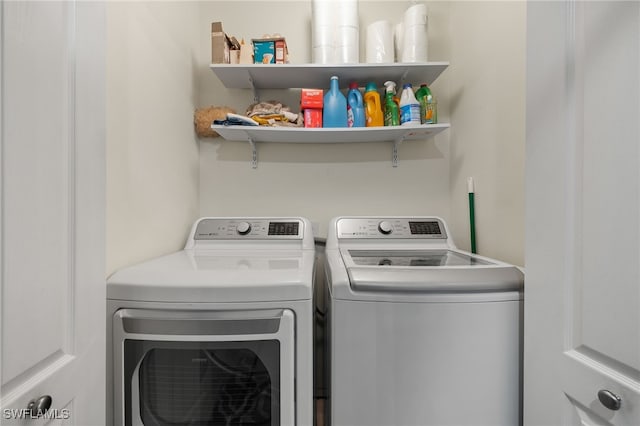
xmin=363 ymin=82 xmax=384 ymax=127
xmin=415 ymin=83 xmax=436 ymax=124
xmin=347 ymin=82 xmax=366 ymax=128
xmin=399 ymin=83 xmax=421 ymax=126
xmin=323 ymin=76 xmax=348 ymax=128
xmin=383 ymin=81 xmax=400 ymax=126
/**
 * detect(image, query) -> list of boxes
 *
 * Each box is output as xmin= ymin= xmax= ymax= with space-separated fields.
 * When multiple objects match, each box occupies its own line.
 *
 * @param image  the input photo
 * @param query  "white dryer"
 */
xmin=324 ymin=216 xmax=524 ymax=426
xmin=106 ymin=217 xmax=314 ymax=426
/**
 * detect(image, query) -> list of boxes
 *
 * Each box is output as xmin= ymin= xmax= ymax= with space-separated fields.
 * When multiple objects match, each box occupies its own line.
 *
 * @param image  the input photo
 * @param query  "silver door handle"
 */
xmin=597 ymin=389 xmax=622 ymax=411
xmin=27 ymin=395 xmax=52 ymax=417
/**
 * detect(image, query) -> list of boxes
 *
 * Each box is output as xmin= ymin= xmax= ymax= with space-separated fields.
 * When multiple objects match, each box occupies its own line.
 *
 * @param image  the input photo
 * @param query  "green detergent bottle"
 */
xmin=383 ymin=81 xmax=400 ymax=126
xmin=415 ymin=83 xmax=437 ymax=124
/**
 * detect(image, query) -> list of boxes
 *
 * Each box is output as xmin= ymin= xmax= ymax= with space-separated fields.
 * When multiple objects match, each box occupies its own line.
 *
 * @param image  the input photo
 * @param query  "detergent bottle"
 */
xmin=415 ymin=83 xmax=436 ymax=124
xmin=399 ymin=83 xmax=421 ymax=126
xmin=383 ymin=81 xmax=400 ymax=126
xmin=323 ymin=76 xmax=348 ymax=128
xmin=346 ymin=82 xmax=365 ymax=128
xmin=363 ymin=82 xmax=384 ymax=127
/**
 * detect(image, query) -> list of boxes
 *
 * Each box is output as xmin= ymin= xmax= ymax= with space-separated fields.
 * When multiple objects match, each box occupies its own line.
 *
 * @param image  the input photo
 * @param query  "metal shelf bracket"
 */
xmin=393 ymin=136 xmax=405 ymax=167
xmin=248 ymin=138 xmax=258 ymax=169
xmin=247 ymin=72 xmax=259 ymax=102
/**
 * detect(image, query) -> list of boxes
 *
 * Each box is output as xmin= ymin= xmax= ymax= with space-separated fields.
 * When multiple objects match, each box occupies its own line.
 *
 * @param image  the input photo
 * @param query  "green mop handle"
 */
xmin=468 ymin=177 xmax=477 ymax=254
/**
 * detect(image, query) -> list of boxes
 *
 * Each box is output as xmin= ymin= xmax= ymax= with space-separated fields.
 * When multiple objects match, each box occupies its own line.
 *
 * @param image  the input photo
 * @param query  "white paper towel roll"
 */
xmin=312 ymin=0 xmax=359 ymax=64
xmin=313 ymin=45 xmax=335 ymax=64
xmin=311 ymin=0 xmax=332 ymax=23
xmin=404 ymin=3 xmax=427 ymax=27
xmin=336 ymin=25 xmax=359 ymax=63
xmin=401 ymin=24 xmax=428 ymax=62
xmin=366 ymin=20 xmax=393 ymax=63
xmin=395 ymin=23 xmax=404 ymax=62
xmin=331 ymin=0 xmax=358 ymax=27
xmin=313 ymin=25 xmax=335 ymax=46
xmin=401 ymin=3 xmax=428 ymax=62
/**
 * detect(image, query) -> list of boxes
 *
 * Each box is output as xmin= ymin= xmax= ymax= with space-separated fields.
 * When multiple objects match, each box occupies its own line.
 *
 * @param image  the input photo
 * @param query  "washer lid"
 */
xmin=348 ymin=249 xmax=492 ymax=267
xmin=107 ymin=249 xmax=314 ymax=303
xmin=341 ymin=249 xmax=523 ymax=293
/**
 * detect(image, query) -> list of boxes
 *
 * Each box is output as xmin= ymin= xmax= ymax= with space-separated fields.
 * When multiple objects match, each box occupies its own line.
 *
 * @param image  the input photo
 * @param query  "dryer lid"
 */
xmin=107 ymin=249 xmax=315 ymax=303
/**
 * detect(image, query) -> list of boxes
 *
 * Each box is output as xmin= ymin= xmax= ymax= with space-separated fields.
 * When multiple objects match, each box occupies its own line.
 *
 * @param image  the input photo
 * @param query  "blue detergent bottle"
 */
xmin=323 ymin=76 xmax=348 ymax=128
xmin=347 ymin=82 xmax=365 ymax=127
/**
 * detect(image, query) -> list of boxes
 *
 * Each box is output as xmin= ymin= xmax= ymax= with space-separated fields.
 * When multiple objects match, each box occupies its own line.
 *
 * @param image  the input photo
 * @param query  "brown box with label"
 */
xmin=211 ymin=22 xmax=232 ymax=64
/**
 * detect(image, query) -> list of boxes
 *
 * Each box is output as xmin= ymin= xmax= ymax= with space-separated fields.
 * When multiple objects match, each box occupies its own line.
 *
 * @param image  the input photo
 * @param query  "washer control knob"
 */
xmin=378 ymin=221 xmax=393 ymax=235
xmin=236 ymin=222 xmax=251 ymax=235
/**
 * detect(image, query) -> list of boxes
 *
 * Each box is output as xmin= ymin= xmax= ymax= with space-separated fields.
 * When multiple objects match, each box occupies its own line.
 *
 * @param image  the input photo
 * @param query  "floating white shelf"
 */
xmin=209 ymin=62 xmax=449 ymax=89
xmin=211 ymin=123 xmax=449 ymax=143
xmin=209 ymin=62 xmax=450 ymax=167
xmin=211 ymin=124 xmax=450 ymax=168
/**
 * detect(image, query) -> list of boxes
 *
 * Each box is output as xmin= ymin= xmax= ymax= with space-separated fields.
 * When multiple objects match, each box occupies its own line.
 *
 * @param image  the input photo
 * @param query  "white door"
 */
xmin=525 ymin=1 xmax=640 ymax=425
xmin=0 ymin=1 xmax=105 ymax=424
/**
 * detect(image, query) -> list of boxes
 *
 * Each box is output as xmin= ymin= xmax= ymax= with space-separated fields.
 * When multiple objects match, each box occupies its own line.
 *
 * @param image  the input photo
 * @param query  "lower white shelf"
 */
xmin=211 ymin=123 xmax=449 ymax=143
xmin=210 ymin=123 xmax=450 ymax=168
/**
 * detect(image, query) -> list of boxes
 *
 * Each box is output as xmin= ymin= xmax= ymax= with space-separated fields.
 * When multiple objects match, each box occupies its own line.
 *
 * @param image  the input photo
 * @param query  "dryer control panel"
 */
xmin=336 ymin=218 xmax=447 ymax=239
xmin=194 ymin=218 xmax=304 ymax=240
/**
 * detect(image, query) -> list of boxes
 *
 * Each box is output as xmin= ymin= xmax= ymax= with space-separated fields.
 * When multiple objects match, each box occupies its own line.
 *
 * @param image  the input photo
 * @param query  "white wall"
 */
xmin=106 ymin=1 xmax=201 ymax=274
xmin=196 ymin=1 xmax=525 ymax=266
xmin=447 ymin=1 xmax=526 ymax=265
xmin=106 ymin=0 xmax=526 ymax=271
xmin=197 ymin=0 xmax=452 ymax=240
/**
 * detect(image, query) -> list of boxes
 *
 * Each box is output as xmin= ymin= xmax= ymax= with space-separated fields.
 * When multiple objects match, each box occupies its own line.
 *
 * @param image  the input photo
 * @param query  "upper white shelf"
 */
xmin=209 ymin=62 xmax=449 ymax=89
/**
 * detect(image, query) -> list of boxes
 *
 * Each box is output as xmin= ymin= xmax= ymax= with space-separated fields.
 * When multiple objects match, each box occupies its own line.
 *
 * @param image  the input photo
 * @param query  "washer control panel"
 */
xmin=194 ymin=218 xmax=304 ymax=240
xmin=336 ymin=218 xmax=447 ymax=239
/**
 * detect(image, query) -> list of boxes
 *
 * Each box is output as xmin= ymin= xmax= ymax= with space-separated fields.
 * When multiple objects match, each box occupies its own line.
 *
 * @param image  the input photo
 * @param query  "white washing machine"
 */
xmin=106 ymin=217 xmax=314 ymax=426
xmin=324 ymin=216 xmax=524 ymax=426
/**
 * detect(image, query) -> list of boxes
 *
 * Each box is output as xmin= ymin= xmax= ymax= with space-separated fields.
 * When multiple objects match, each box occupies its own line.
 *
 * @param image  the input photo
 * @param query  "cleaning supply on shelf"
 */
xmin=363 ymin=82 xmax=384 ymax=127
xmin=301 ymin=89 xmax=324 ymax=128
xmin=399 ymin=83 xmax=421 ymax=126
xmin=323 ymin=76 xmax=348 ymax=127
xmin=347 ymin=82 xmax=365 ymax=128
xmin=383 ymin=81 xmax=400 ymax=126
xmin=415 ymin=83 xmax=437 ymax=124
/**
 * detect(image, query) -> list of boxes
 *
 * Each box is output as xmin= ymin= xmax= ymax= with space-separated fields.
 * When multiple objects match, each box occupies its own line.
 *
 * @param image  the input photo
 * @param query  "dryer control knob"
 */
xmin=236 ymin=222 xmax=252 ymax=235
xmin=378 ymin=221 xmax=393 ymax=235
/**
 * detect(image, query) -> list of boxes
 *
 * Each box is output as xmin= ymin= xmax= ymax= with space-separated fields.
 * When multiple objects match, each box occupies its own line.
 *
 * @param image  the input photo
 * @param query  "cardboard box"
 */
xmin=252 ymin=37 xmax=288 ymax=64
xmin=229 ymin=36 xmax=241 ymax=64
xmin=304 ymin=109 xmax=323 ymax=128
xmin=301 ymin=89 xmax=324 ymax=109
xmin=211 ymin=22 xmax=232 ymax=64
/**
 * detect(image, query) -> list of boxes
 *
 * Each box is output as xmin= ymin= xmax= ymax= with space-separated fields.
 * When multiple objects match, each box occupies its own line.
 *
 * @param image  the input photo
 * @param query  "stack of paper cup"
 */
xmin=401 ymin=3 xmax=428 ymax=63
xmin=366 ymin=20 xmax=393 ymax=63
xmin=312 ymin=0 xmax=359 ymax=64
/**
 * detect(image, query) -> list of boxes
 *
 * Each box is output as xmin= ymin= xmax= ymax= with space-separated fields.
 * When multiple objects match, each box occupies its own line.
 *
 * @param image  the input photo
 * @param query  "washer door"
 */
xmin=112 ymin=309 xmax=295 ymax=426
